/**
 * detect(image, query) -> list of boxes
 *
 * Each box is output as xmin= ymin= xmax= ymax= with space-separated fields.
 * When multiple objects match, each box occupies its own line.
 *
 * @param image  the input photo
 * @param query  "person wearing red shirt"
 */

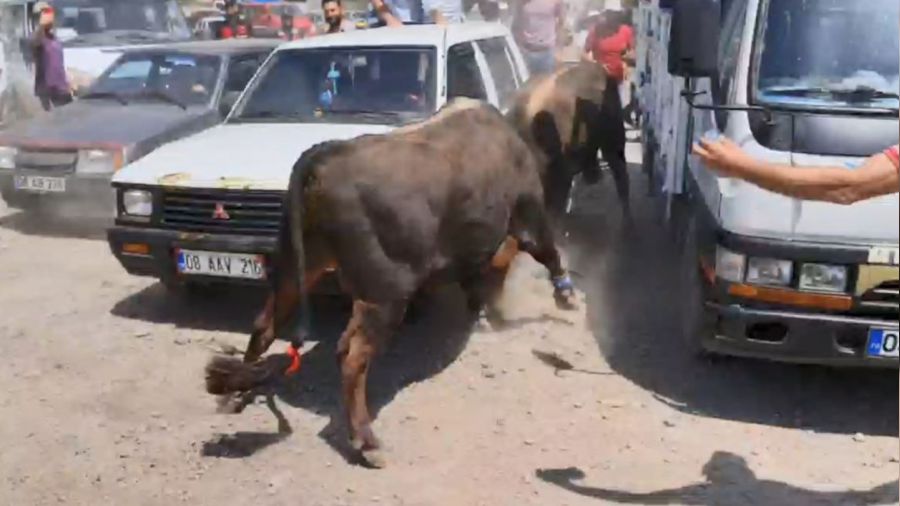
xmin=583 ymin=13 xmax=629 ymax=81
xmin=583 ymin=11 xmax=638 ymax=127
xmin=694 ymin=139 xmax=900 ymax=204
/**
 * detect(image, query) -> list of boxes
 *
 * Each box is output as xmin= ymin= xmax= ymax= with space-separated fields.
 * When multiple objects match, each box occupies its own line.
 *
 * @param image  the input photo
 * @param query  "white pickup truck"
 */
xmin=107 ymin=22 xmax=529 ymax=289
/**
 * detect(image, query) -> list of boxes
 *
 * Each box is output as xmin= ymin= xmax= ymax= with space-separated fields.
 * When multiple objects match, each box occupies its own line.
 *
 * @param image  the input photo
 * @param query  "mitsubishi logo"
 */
xmin=212 ymin=202 xmax=231 ymax=220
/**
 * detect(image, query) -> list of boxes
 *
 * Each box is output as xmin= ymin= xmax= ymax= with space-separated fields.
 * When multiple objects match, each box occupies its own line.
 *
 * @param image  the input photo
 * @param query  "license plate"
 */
xmin=14 ymin=175 xmax=66 ymax=193
xmin=866 ymin=328 xmax=899 ymax=359
xmin=176 ymin=249 xmax=265 ymax=280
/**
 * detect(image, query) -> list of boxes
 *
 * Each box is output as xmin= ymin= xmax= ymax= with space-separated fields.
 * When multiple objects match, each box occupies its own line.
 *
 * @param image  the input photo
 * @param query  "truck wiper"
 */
xmin=326 ymin=109 xmax=401 ymax=116
xmin=764 ymin=86 xmax=899 ymax=101
xmin=232 ymin=110 xmax=306 ymax=122
xmin=80 ymin=90 xmax=129 ymax=105
xmin=137 ymin=89 xmax=187 ymax=110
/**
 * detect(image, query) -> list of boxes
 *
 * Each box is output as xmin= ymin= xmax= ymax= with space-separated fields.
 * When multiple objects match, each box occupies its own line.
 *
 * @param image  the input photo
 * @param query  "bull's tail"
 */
xmin=205 ymin=353 xmax=294 ymax=394
xmin=204 ymin=144 xmax=338 ymax=397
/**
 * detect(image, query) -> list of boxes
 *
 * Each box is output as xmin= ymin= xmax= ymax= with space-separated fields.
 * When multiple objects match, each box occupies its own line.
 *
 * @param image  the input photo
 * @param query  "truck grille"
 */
xmin=860 ymin=280 xmax=899 ymax=314
xmin=15 ymin=149 xmax=77 ymax=173
xmin=160 ymin=189 xmax=284 ymax=236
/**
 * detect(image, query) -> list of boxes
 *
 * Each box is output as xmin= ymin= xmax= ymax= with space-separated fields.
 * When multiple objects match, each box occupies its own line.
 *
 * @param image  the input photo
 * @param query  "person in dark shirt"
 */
xmin=31 ymin=2 xmax=72 ymax=111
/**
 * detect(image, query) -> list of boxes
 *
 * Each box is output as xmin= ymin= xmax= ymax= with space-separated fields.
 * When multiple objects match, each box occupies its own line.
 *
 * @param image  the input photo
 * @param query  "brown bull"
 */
xmin=205 ymin=99 xmax=576 ymax=467
xmin=508 ymin=61 xmax=630 ymax=217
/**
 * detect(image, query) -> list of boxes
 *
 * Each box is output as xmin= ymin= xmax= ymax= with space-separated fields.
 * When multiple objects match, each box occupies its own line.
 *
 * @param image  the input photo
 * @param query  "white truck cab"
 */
xmin=107 ymin=23 xmax=528 ymax=289
xmin=637 ymin=0 xmax=899 ymax=367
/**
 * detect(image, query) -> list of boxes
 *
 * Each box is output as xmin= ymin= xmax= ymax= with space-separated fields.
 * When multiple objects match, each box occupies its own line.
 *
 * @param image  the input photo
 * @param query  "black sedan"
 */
xmin=0 ymin=39 xmax=278 ymax=217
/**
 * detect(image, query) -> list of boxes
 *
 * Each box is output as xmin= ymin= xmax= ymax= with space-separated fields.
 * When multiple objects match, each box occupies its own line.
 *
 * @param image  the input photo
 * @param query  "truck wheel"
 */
xmin=678 ymin=211 xmax=717 ymax=359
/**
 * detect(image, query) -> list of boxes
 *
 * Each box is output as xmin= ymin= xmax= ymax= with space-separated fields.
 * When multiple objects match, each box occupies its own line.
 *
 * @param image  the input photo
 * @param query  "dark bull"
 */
xmin=205 ymin=99 xmax=577 ymax=467
xmin=508 ymin=62 xmax=630 ymax=218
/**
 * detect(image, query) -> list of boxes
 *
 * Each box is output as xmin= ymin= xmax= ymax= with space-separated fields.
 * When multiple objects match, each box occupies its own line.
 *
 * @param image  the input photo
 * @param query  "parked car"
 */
xmin=0 ymin=39 xmax=279 ymax=217
xmin=107 ymin=23 xmax=528 ymax=289
xmin=2 ymin=0 xmax=194 ymax=92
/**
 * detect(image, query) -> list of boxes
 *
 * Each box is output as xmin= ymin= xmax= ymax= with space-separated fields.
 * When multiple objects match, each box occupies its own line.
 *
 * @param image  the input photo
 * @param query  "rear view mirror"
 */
xmin=668 ymin=0 xmax=721 ymax=77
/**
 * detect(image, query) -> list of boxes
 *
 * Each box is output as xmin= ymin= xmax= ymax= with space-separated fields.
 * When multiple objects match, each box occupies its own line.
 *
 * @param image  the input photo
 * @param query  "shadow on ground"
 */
xmin=536 ymin=451 xmax=899 ymax=505
xmin=198 ymin=285 xmax=478 ymax=464
xmin=566 ymin=164 xmax=898 ymax=437
xmin=0 ymin=209 xmax=109 ymax=240
xmin=111 ymin=282 xmax=267 ymax=334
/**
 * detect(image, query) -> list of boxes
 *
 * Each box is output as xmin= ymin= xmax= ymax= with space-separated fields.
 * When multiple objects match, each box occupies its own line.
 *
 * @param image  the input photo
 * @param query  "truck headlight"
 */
xmin=77 ymin=149 xmax=123 ymax=174
xmin=746 ymin=257 xmax=793 ymax=287
xmin=122 ymin=189 xmax=153 ymax=217
xmin=715 ymin=246 xmax=745 ymax=283
xmin=0 ymin=146 xmax=17 ymax=170
xmin=799 ymin=263 xmax=848 ymax=293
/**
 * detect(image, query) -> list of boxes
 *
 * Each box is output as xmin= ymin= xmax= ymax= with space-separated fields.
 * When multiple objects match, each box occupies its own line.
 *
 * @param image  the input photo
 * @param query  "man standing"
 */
xmin=512 ymin=0 xmax=564 ymax=76
xmin=323 ymin=0 xmax=357 ymax=33
xmin=31 ymin=2 xmax=71 ymax=111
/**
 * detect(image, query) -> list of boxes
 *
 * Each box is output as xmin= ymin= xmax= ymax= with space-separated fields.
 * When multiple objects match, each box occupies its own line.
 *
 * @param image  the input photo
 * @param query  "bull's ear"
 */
xmin=668 ymin=0 xmax=721 ymax=78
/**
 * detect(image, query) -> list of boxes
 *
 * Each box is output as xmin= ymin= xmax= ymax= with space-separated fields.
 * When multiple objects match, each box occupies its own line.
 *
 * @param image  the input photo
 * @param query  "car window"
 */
xmin=232 ymin=47 xmax=437 ymax=124
xmin=225 ymin=53 xmax=267 ymax=93
xmin=447 ymin=42 xmax=487 ymax=101
xmin=89 ymin=53 xmax=221 ymax=106
xmin=476 ymin=37 xmax=518 ymax=108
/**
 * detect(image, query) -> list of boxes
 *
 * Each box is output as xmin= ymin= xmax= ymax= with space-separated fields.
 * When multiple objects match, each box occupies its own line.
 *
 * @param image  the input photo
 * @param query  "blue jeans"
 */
xmin=522 ymin=48 xmax=556 ymax=76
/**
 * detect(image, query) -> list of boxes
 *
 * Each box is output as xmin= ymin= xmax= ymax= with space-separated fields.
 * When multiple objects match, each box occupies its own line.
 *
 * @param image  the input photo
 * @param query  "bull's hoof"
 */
xmin=361 ymin=448 xmax=387 ymax=469
xmin=552 ymin=275 xmax=577 ymax=310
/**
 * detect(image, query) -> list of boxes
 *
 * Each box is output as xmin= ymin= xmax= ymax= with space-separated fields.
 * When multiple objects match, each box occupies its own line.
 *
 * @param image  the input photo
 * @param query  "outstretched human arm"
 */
xmin=693 ymin=138 xmax=900 ymax=205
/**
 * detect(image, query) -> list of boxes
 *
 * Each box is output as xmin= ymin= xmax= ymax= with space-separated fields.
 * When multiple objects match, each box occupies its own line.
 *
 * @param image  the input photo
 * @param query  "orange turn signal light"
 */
xmin=122 ymin=243 xmax=150 ymax=255
xmin=728 ymin=283 xmax=852 ymax=311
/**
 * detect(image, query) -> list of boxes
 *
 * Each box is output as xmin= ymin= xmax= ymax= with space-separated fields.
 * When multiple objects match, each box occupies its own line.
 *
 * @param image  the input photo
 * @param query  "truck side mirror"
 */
xmin=668 ymin=0 xmax=721 ymax=78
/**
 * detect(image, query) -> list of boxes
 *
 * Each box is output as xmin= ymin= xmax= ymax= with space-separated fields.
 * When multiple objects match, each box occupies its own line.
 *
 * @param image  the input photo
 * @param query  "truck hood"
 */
xmin=0 ymin=100 xmax=212 ymax=147
xmin=113 ymin=122 xmax=393 ymax=189
xmin=718 ymin=148 xmax=899 ymax=246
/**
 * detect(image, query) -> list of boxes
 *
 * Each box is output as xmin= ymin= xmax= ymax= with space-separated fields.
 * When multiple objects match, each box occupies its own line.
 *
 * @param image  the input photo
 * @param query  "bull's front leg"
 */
xmin=336 ymin=299 xmax=404 ymax=468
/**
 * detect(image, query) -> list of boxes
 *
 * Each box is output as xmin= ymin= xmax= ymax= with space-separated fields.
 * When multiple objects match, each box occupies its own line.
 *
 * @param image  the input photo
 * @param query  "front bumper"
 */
xmin=107 ymin=225 xmax=278 ymax=285
xmin=704 ymin=302 xmax=899 ymax=369
xmin=0 ymin=169 xmax=115 ymax=217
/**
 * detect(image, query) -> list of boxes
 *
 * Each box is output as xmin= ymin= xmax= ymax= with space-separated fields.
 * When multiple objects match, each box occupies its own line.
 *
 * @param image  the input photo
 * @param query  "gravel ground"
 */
xmin=0 ymin=144 xmax=897 ymax=506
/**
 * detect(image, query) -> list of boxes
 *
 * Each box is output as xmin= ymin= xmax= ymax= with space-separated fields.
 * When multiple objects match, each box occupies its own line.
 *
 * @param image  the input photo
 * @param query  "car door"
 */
xmin=221 ymin=51 xmax=271 ymax=117
xmin=446 ymin=42 xmax=495 ymax=106
xmin=475 ymin=36 xmax=523 ymax=112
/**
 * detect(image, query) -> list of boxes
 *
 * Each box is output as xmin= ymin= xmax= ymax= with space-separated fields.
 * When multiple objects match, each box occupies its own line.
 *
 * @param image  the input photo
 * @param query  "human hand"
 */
xmin=692 ymin=137 xmax=758 ymax=177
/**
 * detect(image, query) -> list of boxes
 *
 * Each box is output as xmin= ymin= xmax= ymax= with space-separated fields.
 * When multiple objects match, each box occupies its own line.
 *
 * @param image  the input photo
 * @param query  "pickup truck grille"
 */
xmin=160 ymin=189 xmax=284 ymax=236
xmin=860 ymin=280 xmax=899 ymax=314
xmin=15 ymin=149 xmax=77 ymax=173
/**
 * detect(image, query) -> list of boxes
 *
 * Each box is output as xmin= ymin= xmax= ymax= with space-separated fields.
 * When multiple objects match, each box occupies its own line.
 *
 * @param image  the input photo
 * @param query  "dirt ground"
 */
xmin=0 ymin=145 xmax=897 ymax=506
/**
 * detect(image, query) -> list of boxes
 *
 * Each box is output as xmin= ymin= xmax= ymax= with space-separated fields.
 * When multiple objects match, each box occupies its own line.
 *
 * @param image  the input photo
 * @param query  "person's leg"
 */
xmin=524 ymin=48 xmax=556 ymax=77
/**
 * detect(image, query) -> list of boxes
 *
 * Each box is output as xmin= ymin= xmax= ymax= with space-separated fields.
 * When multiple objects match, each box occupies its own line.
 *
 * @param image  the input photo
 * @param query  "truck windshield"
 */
xmin=231 ymin=47 xmax=437 ymax=125
xmin=53 ymin=0 xmax=191 ymax=45
xmin=754 ymin=0 xmax=899 ymax=111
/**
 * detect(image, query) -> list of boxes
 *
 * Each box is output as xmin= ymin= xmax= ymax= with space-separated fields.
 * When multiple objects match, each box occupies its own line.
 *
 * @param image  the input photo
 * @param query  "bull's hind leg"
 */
xmin=244 ymin=256 xmax=335 ymax=363
xmin=336 ymin=298 xmax=406 ymax=468
xmin=511 ymin=197 xmax=577 ymax=310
